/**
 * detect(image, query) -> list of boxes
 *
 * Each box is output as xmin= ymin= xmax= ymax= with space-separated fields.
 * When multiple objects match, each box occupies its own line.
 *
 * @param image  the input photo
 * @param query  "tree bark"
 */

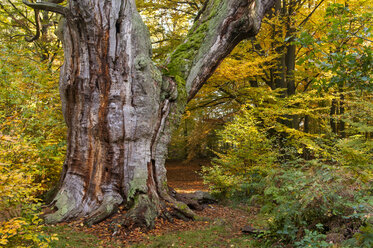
xmin=26 ymin=0 xmax=275 ymax=228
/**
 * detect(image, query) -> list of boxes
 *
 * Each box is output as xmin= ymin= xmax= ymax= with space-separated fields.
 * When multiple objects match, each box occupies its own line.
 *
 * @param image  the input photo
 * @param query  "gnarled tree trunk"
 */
xmin=24 ymin=0 xmax=275 ymax=228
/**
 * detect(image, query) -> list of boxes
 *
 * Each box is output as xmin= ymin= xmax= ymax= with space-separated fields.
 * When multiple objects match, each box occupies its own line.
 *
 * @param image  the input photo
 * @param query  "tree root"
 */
xmin=84 ymin=194 xmax=123 ymax=226
xmin=169 ymin=201 xmax=196 ymax=220
xmin=123 ymin=194 xmax=160 ymax=229
xmin=107 ymin=192 xmax=198 ymax=232
xmin=43 ymin=189 xmax=81 ymax=224
xmin=43 ymin=189 xmax=123 ymax=225
xmin=43 ymin=189 xmax=201 ymax=230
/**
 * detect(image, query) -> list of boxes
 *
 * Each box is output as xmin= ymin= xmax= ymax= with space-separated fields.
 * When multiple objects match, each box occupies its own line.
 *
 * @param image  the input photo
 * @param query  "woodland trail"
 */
xmin=49 ymin=160 xmax=258 ymax=247
xmin=166 ymin=160 xmax=209 ymax=193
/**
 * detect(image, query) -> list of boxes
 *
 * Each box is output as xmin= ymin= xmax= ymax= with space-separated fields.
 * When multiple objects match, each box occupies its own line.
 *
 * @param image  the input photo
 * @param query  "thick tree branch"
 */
xmin=22 ymin=0 xmax=67 ymax=16
xmin=165 ymin=0 xmax=275 ymax=102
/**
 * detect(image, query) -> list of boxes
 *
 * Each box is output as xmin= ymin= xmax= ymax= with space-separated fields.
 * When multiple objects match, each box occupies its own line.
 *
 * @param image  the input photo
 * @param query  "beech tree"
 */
xmin=22 ymin=0 xmax=275 ymax=228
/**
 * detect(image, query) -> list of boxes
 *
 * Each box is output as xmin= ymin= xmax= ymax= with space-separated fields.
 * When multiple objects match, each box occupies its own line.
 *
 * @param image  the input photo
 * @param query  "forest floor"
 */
xmin=46 ymin=160 xmax=264 ymax=247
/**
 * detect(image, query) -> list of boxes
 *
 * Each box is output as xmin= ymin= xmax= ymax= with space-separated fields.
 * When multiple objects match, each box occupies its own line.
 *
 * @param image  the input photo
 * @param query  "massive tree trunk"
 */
xmin=24 ymin=0 xmax=274 ymax=228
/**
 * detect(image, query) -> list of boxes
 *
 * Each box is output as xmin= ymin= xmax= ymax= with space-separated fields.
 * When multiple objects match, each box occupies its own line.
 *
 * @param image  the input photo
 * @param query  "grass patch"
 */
xmin=131 ymin=225 xmax=256 ymax=248
xmin=43 ymin=218 xmax=264 ymax=247
xmin=44 ymin=225 xmax=119 ymax=248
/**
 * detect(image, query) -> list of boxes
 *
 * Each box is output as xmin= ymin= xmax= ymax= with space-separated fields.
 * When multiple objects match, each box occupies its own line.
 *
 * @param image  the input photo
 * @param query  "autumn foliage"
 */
xmin=0 ymin=0 xmax=372 ymax=247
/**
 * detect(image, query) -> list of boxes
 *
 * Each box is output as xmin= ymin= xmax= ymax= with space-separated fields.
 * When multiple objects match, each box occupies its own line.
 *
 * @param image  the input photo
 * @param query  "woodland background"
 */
xmin=0 ymin=0 xmax=372 ymax=247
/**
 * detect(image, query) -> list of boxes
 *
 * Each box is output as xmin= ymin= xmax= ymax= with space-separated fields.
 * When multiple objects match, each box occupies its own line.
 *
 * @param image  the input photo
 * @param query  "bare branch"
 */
xmin=193 ymin=0 xmax=210 ymax=23
xmin=0 ymin=1 xmax=33 ymax=33
xmin=25 ymin=9 xmax=40 ymax=42
xmin=6 ymin=0 xmax=35 ymax=26
xmin=22 ymin=0 xmax=67 ymax=16
xmin=299 ymin=0 xmax=325 ymax=27
xmin=353 ymin=35 xmax=373 ymax=43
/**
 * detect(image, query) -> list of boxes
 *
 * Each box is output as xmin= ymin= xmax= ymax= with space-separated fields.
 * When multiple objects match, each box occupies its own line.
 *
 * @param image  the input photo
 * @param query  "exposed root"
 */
xmin=43 ymin=189 xmax=81 ymax=224
xmin=170 ymin=201 xmax=197 ymax=219
xmin=124 ymin=194 xmax=160 ymax=229
xmin=84 ymin=194 xmax=123 ymax=226
xmin=106 ymin=191 xmax=198 ymax=232
xmin=43 ymin=188 xmax=202 ymax=230
xmin=43 ymin=189 xmax=123 ymax=226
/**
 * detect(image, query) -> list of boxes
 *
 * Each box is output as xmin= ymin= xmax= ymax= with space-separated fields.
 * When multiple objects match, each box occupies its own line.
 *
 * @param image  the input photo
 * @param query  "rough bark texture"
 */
xmin=27 ymin=0 xmax=275 ymax=228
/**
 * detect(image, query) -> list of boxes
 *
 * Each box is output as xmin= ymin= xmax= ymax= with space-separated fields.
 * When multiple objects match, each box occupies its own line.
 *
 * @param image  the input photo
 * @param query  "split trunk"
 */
xmin=26 ymin=0 xmax=275 ymax=227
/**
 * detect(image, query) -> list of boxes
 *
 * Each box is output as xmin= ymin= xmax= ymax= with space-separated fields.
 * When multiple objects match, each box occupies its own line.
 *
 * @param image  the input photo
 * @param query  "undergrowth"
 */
xmin=202 ymin=106 xmax=373 ymax=247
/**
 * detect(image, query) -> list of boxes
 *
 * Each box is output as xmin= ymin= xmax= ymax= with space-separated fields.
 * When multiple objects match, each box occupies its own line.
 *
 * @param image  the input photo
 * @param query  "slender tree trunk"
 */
xmin=330 ymin=98 xmax=338 ymax=134
xmin=339 ymin=89 xmax=346 ymax=138
xmin=24 ymin=0 xmax=275 ymax=228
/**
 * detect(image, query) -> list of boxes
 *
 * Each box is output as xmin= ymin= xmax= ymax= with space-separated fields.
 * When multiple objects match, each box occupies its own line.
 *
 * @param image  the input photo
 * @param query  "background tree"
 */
xmin=173 ymin=0 xmax=372 ymax=160
xmin=200 ymin=1 xmax=372 ymax=246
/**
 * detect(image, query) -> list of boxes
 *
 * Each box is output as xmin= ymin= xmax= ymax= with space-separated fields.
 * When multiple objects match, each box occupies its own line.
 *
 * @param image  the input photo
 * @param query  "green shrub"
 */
xmin=294 ymin=224 xmax=331 ymax=248
xmin=260 ymin=160 xmax=372 ymax=244
xmin=202 ymin=108 xmax=275 ymax=198
xmin=0 ymin=41 xmax=62 ymax=248
xmin=0 ymin=135 xmax=57 ymax=247
xmin=202 ymin=105 xmax=373 ymax=246
xmin=352 ymin=223 xmax=373 ymax=248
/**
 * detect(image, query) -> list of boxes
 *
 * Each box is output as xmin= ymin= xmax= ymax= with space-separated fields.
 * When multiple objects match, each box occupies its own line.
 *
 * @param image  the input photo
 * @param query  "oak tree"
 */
xmin=23 ymin=0 xmax=275 ymax=227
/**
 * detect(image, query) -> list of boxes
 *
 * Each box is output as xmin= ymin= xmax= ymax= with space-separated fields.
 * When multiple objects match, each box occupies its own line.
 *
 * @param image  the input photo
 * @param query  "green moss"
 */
xmin=176 ymin=202 xmax=188 ymax=211
xmin=152 ymin=66 xmax=163 ymax=83
xmin=44 ymin=190 xmax=75 ymax=224
xmin=162 ymin=180 xmax=168 ymax=189
xmin=165 ymin=23 xmax=209 ymax=79
xmin=164 ymin=0 xmax=229 ymax=95
xmin=128 ymin=178 xmax=147 ymax=201
xmin=45 ymin=225 xmax=115 ymax=248
xmin=193 ymin=215 xmax=209 ymax=221
xmin=174 ymin=75 xmax=187 ymax=100
xmin=135 ymin=55 xmax=150 ymax=70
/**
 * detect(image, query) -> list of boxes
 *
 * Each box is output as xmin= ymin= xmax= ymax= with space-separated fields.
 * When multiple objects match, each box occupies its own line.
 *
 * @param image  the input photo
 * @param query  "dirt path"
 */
xmin=166 ymin=160 xmax=209 ymax=193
